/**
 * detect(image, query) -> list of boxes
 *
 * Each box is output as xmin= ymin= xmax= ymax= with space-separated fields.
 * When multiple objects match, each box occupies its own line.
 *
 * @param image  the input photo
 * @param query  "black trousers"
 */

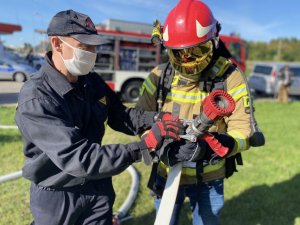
xmin=30 ymin=180 xmax=115 ymax=225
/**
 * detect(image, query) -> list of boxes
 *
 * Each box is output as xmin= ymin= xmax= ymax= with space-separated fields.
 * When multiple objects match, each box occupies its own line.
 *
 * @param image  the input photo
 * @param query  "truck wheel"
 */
xmin=122 ymin=80 xmax=143 ymax=103
xmin=13 ymin=72 xmax=26 ymax=82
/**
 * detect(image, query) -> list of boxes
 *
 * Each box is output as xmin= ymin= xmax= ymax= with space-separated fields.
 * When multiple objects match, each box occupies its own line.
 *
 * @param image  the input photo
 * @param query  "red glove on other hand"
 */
xmin=142 ymin=120 xmax=185 ymax=150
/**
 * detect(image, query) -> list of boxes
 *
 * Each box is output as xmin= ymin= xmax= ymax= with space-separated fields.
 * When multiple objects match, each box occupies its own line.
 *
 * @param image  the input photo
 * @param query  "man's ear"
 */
xmin=51 ymin=36 xmax=62 ymax=53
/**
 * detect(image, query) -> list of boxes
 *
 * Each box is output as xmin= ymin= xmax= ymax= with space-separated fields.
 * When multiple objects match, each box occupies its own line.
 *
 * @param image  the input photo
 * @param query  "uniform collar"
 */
xmin=174 ymin=70 xmax=202 ymax=85
xmin=43 ymin=51 xmax=76 ymax=96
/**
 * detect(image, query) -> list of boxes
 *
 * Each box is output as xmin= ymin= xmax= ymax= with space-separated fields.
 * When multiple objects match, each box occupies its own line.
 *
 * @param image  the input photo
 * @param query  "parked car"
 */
xmin=4 ymin=51 xmax=28 ymax=65
xmin=288 ymin=65 xmax=300 ymax=96
xmin=248 ymin=62 xmax=300 ymax=97
xmin=0 ymin=58 xmax=37 ymax=82
xmin=31 ymin=55 xmax=45 ymax=70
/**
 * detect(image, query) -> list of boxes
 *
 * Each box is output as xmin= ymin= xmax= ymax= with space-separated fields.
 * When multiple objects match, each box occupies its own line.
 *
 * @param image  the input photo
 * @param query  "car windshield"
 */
xmin=253 ymin=65 xmax=273 ymax=75
xmin=3 ymin=59 xmax=19 ymax=66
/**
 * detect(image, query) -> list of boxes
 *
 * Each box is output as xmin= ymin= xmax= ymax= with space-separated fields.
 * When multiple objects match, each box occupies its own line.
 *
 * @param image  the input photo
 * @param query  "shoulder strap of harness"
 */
xmin=200 ymin=56 xmax=234 ymax=92
xmin=156 ymin=62 xmax=174 ymax=112
xmin=148 ymin=62 xmax=174 ymax=195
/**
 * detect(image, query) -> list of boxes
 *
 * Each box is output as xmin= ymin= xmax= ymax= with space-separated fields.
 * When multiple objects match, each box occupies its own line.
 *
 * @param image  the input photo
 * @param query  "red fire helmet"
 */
xmin=162 ymin=0 xmax=218 ymax=49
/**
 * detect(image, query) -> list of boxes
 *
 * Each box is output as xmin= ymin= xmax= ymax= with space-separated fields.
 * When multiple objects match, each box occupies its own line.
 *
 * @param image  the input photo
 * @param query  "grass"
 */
xmin=0 ymin=101 xmax=300 ymax=225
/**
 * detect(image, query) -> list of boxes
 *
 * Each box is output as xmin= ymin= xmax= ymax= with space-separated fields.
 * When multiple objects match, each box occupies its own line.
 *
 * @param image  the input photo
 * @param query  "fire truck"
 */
xmin=95 ymin=19 xmax=247 ymax=102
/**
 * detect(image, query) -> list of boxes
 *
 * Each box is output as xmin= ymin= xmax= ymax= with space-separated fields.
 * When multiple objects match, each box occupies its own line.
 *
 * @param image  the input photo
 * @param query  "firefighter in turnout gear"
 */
xmin=136 ymin=0 xmax=262 ymax=224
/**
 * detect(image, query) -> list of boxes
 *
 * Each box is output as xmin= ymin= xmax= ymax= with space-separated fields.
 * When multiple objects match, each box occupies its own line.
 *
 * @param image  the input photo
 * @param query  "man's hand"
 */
xmin=155 ymin=112 xmax=179 ymax=122
xmin=160 ymin=139 xmax=207 ymax=166
xmin=140 ymin=120 xmax=185 ymax=150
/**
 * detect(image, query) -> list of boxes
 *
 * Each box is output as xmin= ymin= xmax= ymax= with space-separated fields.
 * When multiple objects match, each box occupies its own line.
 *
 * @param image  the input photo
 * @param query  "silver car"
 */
xmin=248 ymin=62 xmax=300 ymax=96
xmin=0 ymin=58 xmax=37 ymax=82
xmin=288 ymin=65 xmax=300 ymax=96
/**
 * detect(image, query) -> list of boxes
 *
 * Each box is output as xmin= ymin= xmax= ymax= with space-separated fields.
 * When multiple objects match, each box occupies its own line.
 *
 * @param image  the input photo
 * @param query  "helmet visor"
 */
xmin=168 ymin=41 xmax=213 ymax=76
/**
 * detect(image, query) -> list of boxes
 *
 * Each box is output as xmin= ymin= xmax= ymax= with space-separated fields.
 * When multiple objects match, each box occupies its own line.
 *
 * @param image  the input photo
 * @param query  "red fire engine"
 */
xmin=0 ymin=22 xmax=22 ymax=58
xmin=95 ymin=19 xmax=247 ymax=102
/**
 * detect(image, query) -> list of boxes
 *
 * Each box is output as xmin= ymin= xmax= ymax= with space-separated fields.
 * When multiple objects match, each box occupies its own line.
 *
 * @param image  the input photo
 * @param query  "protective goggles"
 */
xmin=168 ymin=41 xmax=213 ymax=64
xmin=167 ymin=40 xmax=214 ymax=76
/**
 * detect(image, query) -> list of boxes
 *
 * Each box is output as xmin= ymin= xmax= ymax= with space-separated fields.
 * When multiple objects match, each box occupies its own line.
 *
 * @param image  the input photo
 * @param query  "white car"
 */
xmin=0 ymin=58 xmax=37 ymax=82
xmin=248 ymin=62 xmax=300 ymax=97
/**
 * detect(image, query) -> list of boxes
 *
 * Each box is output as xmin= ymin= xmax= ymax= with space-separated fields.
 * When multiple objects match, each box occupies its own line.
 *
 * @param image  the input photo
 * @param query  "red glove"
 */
xmin=141 ymin=120 xmax=185 ymax=150
xmin=155 ymin=112 xmax=179 ymax=122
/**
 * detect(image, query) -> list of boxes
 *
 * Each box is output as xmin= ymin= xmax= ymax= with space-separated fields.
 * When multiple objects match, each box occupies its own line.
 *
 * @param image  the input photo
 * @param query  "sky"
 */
xmin=1 ymin=0 xmax=300 ymax=48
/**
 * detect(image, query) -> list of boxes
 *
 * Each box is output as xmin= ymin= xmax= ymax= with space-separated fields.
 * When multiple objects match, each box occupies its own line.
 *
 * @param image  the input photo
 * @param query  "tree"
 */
xmin=247 ymin=38 xmax=300 ymax=62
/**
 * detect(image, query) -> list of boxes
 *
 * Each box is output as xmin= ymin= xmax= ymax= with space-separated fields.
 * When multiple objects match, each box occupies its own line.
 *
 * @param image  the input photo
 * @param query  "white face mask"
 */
xmin=59 ymin=38 xmax=97 ymax=76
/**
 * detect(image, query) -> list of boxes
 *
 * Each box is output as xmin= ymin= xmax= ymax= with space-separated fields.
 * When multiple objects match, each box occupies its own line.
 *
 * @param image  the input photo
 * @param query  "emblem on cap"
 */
xmin=85 ymin=17 xmax=96 ymax=31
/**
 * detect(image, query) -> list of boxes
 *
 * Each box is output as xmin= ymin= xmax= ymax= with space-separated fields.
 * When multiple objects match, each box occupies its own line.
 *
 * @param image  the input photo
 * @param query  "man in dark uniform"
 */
xmin=15 ymin=10 xmax=185 ymax=225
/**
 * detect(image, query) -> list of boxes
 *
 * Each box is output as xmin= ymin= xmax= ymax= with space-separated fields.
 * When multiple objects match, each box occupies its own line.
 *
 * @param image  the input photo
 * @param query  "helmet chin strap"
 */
xmin=213 ymin=36 xmax=220 ymax=50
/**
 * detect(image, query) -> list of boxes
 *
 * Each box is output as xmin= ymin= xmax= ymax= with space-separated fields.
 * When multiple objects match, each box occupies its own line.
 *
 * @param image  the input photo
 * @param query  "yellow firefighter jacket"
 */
xmin=136 ymin=59 xmax=252 ymax=184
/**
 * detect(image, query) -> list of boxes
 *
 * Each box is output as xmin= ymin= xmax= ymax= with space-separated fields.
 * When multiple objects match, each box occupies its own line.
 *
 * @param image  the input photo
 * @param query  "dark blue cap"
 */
xmin=47 ymin=9 xmax=108 ymax=46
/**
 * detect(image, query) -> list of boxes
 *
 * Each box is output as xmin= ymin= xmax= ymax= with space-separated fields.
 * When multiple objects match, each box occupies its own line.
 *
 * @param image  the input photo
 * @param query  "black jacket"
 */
xmin=15 ymin=52 xmax=156 ymax=188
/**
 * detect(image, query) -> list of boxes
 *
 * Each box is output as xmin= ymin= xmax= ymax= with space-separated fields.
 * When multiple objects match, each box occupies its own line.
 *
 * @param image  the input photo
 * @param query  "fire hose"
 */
xmin=154 ymin=90 xmax=236 ymax=225
xmin=112 ymin=166 xmax=140 ymax=225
